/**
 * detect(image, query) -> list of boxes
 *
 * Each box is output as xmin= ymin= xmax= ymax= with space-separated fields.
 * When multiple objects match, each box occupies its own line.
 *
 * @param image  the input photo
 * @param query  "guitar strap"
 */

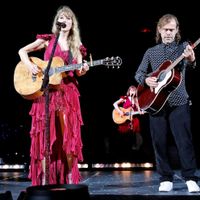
xmin=68 ymin=50 xmax=73 ymax=64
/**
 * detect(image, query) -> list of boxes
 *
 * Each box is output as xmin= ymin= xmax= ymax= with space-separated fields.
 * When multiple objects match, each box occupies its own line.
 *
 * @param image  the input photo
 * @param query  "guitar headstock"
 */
xmin=102 ymin=56 xmax=122 ymax=68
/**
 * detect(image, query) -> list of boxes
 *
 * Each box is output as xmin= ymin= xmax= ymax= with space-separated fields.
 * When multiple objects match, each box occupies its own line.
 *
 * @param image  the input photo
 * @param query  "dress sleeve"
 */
xmin=80 ymin=44 xmax=87 ymax=58
xmin=36 ymin=34 xmax=53 ymax=41
xmin=120 ymin=96 xmax=127 ymax=100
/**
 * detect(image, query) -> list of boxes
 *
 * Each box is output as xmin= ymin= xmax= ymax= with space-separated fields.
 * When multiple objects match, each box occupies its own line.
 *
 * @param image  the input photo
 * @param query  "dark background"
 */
xmin=0 ymin=0 xmax=200 ymax=167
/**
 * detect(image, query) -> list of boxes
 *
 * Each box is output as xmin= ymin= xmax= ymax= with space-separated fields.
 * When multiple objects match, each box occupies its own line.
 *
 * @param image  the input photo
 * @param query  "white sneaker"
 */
xmin=159 ymin=181 xmax=173 ymax=192
xmin=186 ymin=180 xmax=200 ymax=193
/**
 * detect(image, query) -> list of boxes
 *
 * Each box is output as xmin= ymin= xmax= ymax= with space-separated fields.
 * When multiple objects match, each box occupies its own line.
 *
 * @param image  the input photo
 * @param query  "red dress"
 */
xmin=28 ymin=34 xmax=87 ymax=185
xmin=118 ymin=96 xmax=140 ymax=134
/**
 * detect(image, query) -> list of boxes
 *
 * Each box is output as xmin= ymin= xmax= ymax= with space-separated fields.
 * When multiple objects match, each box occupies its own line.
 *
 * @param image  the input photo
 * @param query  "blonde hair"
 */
xmin=126 ymin=85 xmax=137 ymax=96
xmin=52 ymin=5 xmax=82 ymax=59
xmin=155 ymin=14 xmax=181 ymax=44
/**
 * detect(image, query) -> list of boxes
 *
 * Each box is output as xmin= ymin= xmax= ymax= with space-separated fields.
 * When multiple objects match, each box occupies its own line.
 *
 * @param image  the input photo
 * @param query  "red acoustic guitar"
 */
xmin=137 ymin=38 xmax=200 ymax=115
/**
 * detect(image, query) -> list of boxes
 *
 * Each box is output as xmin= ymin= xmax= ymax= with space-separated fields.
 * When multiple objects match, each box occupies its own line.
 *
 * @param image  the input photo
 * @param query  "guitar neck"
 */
xmin=130 ymin=111 xmax=140 ymax=115
xmin=124 ymin=110 xmax=141 ymax=116
xmin=166 ymin=55 xmax=184 ymax=73
xmin=54 ymin=59 xmax=104 ymax=73
xmin=166 ymin=38 xmax=200 ymax=73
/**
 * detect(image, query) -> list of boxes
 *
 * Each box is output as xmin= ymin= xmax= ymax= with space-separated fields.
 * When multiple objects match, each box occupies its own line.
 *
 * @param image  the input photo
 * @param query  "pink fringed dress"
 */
xmin=28 ymin=34 xmax=87 ymax=185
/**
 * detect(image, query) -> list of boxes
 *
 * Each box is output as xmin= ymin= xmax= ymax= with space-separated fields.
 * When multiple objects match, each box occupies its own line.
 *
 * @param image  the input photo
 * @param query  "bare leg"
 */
xmin=66 ymin=154 xmax=74 ymax=184
xmin=57 ymin=111 xmax=75 ymax=184
xmin=41 ymin=158 xmax=46 ymax=185
xmin=132 ymin=133 xmax=143 ymax=150
xmin=136 ymin=133 xmax=143 ymax=149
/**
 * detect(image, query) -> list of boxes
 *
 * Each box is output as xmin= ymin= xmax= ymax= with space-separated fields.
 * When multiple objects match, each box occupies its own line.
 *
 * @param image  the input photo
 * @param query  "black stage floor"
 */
xmin=1 ymin=169 xmax=200 ymax=200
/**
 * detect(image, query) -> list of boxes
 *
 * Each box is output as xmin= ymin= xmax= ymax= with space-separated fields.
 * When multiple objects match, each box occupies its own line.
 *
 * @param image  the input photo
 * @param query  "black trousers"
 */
xmin=149 ymin=103 xmax=198 ymax=182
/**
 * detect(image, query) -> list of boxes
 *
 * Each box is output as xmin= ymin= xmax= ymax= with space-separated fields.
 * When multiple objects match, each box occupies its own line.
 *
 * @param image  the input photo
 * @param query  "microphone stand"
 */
xmin=40 ymin=25 xmax=61 ymax=185
xmin=129 ymin=94 xmax=134 ymax=130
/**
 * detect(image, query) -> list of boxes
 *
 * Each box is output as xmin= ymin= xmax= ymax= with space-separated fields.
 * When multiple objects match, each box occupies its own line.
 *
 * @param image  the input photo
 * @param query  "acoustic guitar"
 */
xmin=112 ymin=107 xmax=144 ymax=124
xmin=137 ymin=38 xmax=200 ymax=115
xmin=14 ymin=56 xmax=122 ymax=100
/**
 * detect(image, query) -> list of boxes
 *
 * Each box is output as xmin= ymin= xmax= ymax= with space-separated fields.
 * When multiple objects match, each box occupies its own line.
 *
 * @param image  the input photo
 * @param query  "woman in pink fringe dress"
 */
xmin=113 ymin=85 xmax=144 ymax=150
xmin=18 ymin=5 xmax=89 ymax=186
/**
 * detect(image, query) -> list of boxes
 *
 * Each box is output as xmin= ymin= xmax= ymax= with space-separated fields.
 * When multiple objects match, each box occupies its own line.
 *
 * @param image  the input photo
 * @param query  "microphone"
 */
xmin=56 ymin=21 xmax=66 ymax=28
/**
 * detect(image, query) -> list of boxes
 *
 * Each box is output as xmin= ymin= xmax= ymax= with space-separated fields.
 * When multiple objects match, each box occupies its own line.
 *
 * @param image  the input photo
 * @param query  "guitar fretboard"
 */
xmin=54 ymin=59 xmax=104 ymax=73
xmin=166 ymin=38 xmax=200 ymax=73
